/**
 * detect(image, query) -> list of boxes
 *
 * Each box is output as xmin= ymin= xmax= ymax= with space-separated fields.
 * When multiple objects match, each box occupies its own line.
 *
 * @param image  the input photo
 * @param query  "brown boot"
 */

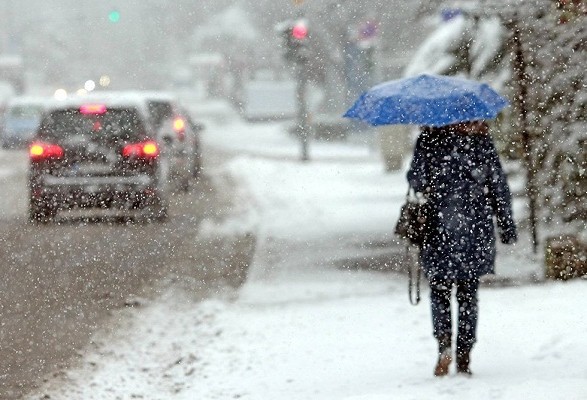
xmin=456 ymin=351 xmax=472 ymax=376
xmin=434 ymin=348 xmax=452 ymax=377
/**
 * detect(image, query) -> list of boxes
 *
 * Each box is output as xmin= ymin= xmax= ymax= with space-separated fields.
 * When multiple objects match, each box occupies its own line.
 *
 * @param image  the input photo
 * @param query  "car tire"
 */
xmin=143 ymin=195 xmax=168 ymax=223
xmin=179 ymin=172 xmax=190 ymax=193
xmin=29 ymin=199 xmax=55 ymax=224
xmin=192 ymin=155 xmax=202 ymax=179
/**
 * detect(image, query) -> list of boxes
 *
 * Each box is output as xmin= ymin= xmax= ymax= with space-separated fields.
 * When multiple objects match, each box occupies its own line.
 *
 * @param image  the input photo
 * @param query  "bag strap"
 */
xmin=407 ymin=243 xmax=421 ymax=306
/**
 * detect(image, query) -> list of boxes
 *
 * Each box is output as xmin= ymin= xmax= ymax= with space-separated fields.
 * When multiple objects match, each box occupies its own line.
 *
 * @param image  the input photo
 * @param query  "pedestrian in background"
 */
xmin=407 ymin=121 xmax=517 ymax=376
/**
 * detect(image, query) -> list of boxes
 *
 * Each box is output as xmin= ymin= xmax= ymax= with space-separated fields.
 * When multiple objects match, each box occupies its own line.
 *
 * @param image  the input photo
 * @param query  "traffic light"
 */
xmin=281 ymin=19 xmax=309 ymax=63
xmin=291 ymin=20 xmax=308 ymax=41
xmin=108 ymin=9 xmax=121 ymax=23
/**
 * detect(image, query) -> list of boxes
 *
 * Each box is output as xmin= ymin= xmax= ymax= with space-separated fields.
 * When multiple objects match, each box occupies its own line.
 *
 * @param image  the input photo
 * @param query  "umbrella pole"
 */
xmin=512 ymin=20 xmax=539 ymax=254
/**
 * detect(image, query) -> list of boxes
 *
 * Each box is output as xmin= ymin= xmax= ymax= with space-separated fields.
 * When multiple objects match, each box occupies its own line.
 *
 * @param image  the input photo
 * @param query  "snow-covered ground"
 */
xmin=28 ymin=101 xmax=587 ymax=400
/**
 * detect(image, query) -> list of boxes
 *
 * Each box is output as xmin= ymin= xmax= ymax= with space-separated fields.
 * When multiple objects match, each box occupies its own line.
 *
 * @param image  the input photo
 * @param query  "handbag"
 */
xmin=394 ymin=187 xmax=428 ymax=247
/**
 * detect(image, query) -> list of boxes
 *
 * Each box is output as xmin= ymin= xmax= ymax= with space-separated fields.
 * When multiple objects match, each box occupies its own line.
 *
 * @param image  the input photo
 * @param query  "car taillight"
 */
xmin=29 ymin=142 xmax=64 ymax=161
xmin=173 ymin=117 xmax=186 ymax=133
xmin=122 ymin=141 xmax=160 ymax=159
xmin=173 ymin=117 xmax=186 ymax=141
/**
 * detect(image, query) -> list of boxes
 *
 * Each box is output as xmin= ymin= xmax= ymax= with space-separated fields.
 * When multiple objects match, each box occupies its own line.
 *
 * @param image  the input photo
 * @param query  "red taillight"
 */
xmin=122 ymin=141 xmax=160 ymax=159
xmin=173 ymin=117 xmax=186 ymax=133
xmin=29 ymin=142 xmax=64 ymax=161
xmin=173 ymin=117 xmax=186 ymax=141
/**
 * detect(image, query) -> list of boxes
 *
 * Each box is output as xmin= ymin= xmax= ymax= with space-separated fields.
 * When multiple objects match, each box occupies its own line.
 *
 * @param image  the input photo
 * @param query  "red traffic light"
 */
xmin=291 ymin=22 xmax=308 ymax=40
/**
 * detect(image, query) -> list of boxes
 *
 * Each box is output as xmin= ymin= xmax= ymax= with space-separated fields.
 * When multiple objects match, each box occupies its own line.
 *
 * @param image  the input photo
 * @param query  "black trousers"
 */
xmin=429 ymin=278 xmax=480 ymax=354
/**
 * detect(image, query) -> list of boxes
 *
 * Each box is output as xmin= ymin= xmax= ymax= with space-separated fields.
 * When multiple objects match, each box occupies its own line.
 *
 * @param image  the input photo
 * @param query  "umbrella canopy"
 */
xmin=343 ymin=74 xmax=509 ymax=127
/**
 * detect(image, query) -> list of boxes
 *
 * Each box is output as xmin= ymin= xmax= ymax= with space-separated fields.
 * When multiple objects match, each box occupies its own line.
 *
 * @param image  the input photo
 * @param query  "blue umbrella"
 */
xmin=343 ymin=74 xmax=509 ymax=127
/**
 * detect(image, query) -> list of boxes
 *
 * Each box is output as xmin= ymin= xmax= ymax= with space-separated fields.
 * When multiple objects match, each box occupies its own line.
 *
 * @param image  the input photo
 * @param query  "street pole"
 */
xmin=295 ymin=60 xmax=310 ymax=161
xmin=512 ymin=17 xmax=539 ymax=254
xmin=291 ymin=0 xmax=309 ymax=161
xmin=279 ymin=10 xmax=311 ymax=161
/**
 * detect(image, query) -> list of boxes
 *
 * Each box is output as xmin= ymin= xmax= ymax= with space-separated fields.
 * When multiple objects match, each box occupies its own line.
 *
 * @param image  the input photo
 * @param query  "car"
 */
xmin=177 ymin=105 xmax=204 ymax=179
xmin=1 ymin=96 xmax=48 ymax=149
xmin=93 ymin=90 xmax=205 ymax=183
xmin=132 ymin=91 xmax=203 ymax=186
xmin=28 ymin=96 xmax=173 ymax=222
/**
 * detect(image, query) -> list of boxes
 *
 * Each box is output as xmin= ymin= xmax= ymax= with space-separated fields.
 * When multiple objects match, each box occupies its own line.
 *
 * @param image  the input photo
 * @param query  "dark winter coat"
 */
xmin=407 ymin=126 xmax=517 ymax=281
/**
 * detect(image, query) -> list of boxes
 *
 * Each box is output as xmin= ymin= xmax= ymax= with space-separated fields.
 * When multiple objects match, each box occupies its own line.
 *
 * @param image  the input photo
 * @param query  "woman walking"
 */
xmin=407 ymin=121 xmax=517 ymax=376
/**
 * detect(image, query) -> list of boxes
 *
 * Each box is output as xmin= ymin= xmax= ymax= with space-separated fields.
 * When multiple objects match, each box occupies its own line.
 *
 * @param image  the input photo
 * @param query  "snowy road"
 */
xmin=23 ymin=101 xmax=587 ymax=399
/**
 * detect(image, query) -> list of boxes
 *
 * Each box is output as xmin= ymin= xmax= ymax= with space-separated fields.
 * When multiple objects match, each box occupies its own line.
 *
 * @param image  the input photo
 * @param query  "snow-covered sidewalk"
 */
xmin=29 ymin=109 xmax=587 ymax=400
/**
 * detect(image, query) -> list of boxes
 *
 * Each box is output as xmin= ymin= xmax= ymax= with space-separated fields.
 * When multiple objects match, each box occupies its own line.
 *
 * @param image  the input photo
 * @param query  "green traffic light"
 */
xmin=108 ymin=10 xmax=121 ymax=23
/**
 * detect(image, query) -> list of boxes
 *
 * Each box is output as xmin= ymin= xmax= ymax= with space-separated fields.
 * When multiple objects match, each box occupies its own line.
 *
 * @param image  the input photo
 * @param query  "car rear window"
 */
xmin=147 ymin=101 xmax=174 ymax=128
xmin=38 ymin=108 xmax=146 ymax=143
